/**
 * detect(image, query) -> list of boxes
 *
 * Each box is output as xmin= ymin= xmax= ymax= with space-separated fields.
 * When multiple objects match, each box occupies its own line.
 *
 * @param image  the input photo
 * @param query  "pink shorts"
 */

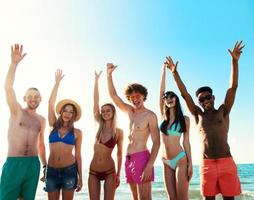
xmin=125 ymin=150 xmax=154 ymax=184
xmin=200 ymin=157 xmax=241 ymax=196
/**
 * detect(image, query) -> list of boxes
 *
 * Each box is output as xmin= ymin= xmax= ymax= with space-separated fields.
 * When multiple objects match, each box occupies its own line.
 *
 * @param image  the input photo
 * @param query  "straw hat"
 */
xmin=56 ymin=99 xmax=81 ymax=121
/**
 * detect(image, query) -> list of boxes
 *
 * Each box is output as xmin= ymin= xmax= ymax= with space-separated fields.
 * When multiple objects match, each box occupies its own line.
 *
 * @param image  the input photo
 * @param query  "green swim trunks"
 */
xmin=0 ymin=156 xmax=40 ymax=200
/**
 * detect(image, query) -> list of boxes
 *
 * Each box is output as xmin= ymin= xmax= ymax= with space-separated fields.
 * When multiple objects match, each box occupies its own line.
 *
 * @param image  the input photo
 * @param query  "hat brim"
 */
xmin=56 ymin=99 xmax=81 ymax=121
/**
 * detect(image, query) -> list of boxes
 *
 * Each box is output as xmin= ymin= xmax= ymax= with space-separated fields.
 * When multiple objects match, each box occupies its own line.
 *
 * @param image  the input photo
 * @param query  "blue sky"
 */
xmin=0 ymin=0 xmax=253 ymax=166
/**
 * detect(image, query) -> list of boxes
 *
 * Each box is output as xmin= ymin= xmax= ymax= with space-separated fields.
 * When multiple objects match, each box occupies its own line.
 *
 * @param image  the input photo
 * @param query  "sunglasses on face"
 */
xmin=162 ymin=93 xmax=175 ymax=100
xmin=198 ymin=94 xmax=212 ymax=103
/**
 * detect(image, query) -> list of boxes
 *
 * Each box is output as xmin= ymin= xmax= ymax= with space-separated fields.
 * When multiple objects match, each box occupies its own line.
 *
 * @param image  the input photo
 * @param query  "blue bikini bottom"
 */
xmin=162 ymin=151 xmax=186 ymax=170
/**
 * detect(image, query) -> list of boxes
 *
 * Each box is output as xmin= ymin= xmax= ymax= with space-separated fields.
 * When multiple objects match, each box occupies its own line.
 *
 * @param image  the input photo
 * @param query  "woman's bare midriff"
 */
xmin=89 ymin=143 xmax=115 ymax=171
xmin=48 ymin=143 xmax=76 ymax=168
xmin=162 ymin=134 xmax=184 ymax=159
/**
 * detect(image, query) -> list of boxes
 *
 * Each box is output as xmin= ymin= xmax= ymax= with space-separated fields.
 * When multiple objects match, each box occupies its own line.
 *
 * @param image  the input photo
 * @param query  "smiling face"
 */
xmin=163 ymin=92 xmax=177 ymax=108
xmin=129 ymin=91 xmax=145 ymax=109
xmin=198 ymin=91 xmax=215 ymax=111
xmin=24 ymin=88 xmax=41 ymax=110
xmin=61 ymin=104 xmax=76 ymax=123
xmin=101 ymin=105 xmax=114 ymax=121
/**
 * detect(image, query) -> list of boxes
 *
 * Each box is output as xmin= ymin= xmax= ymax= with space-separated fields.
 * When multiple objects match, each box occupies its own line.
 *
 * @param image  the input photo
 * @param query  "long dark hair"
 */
xmin=160 ymin=91 xmax=186 ymax=134
xmin=51 ymin=103 xmax=77 ymax=133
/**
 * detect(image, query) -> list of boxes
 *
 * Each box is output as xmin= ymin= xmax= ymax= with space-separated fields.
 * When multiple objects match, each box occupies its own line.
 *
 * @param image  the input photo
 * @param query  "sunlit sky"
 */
xmin=0 ymin=0 xmax=253 ymax=168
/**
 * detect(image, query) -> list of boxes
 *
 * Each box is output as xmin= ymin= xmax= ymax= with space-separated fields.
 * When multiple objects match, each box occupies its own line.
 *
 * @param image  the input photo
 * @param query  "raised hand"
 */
xmin=165 ymin=56 xmax=179 ymax=73
xmin=162 ymin=61 xmax=167 ymax=72
xmin=95 ymin=70 xmax=102 ymax=81
xmin=228 ymin=41 xmax=245 ymax=61
xmin=11 ymin=44 xmax=27 ymax=65
xmin=55 ymin=69 xmax=64 ymax=84
xmin=107 ymin=63 xmax=118 ymax=75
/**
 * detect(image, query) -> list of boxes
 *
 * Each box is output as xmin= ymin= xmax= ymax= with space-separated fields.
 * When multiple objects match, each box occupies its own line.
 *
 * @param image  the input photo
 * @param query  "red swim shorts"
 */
xmin=200 ymin=157 xmax=241 ymax=197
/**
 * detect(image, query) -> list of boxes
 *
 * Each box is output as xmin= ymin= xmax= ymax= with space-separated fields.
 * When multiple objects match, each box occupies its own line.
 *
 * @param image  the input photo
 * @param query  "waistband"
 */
xmin=7 ymin=156 xmax=39 ymax=161
xmin=162 ymin=151 xmax=186 ymax=161
xmin=47 ymin=162 xmax=77 ymax=171
xmin=126 ymin=149 xmax=150 ymax=158
xmin=89 ymin=167 xmax=115 ymax=174
xmin=201 ymin=156 xmax=234 ymax=164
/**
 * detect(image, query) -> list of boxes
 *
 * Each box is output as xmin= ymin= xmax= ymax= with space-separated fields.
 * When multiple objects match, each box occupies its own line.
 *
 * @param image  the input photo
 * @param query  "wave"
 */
xmin=36 ymin=189 xmax=254 ymax=200
xmin=116 ymin=189 xmax=254 ymax=200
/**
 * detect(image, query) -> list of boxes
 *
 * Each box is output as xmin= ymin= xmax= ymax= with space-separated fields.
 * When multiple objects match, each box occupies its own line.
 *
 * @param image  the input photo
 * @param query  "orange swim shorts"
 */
xmin=200 ymin=157 xmax=241 ymax=197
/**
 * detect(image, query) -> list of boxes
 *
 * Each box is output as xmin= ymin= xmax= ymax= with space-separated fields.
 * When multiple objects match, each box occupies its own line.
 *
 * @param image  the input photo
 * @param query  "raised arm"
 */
xmin=4 ymin=44 xmax=27 ymax=115
xmin=159 ymin=63 xmax=167 ymax=116
xmin=106 ymin=63 xmax=132 ymax=113
xmin=93 ymin=70 xmax=102 ymax=122
xmin=48 ymin=69 xmax=64 ymax=126
xmin=182 ymin=116 xmax=193 ymax=181
xmin=224 ymin=41 xmax=245 ymax=113
xmin=141 ymin=112 xmax=160 ymax=182
xmin=166 ymin=56 xmax=200 ymax=118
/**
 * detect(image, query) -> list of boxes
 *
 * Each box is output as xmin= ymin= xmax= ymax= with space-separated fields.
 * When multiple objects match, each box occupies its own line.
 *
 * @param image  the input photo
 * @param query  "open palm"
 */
xmin=166 ymin=56 xmax=179 ymax=73
xmin=11 ymin=44 xmax=26 ymax=64
xmin=55 ymin=69 xmax=64 ymax=84
xmin=228 ymin=41 xmax=245 ymax=61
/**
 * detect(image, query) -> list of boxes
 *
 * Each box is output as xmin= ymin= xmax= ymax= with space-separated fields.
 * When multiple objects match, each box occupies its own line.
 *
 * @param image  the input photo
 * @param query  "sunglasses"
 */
xmin=162 ymin=93 xmax=175 ymax=100
xmin=198 ymin=94 xmax=212 ymax=103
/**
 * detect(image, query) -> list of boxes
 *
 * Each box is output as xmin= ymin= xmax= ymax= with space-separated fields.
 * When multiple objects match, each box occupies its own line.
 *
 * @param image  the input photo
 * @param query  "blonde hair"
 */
xmin=96 ymin=103 xmax=118 ymax=140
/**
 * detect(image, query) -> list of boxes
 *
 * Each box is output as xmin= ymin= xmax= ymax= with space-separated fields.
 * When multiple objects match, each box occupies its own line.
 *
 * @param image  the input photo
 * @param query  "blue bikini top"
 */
xmin=162 ymin=122 xmax=182 ymax=137
xmin=49 ymin=129 xmax=76 ymax=145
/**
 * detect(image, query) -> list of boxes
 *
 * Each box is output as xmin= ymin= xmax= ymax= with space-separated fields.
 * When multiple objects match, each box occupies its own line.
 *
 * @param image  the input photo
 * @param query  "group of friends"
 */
xmin=0 ymin=41 xmax=244 ymax=200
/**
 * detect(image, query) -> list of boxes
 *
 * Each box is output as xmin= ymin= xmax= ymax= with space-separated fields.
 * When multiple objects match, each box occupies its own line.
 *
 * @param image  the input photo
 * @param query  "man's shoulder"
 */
xmin=217 ymin=104 xmax=224 ymax=110
xmin=218 ymin=104 xmax=229 ymax=114
xmin=9 ymin=107 xmax=24 ymax=120
xmin=145 ymin=109 xmax=157 ymax=117
xmin=33 ymin=111 xmax=44 ymax=118
xmin=144 ymin=109 xmax=158 ymax=122
xmin=35 ymin=113 xmax=46 ymax=122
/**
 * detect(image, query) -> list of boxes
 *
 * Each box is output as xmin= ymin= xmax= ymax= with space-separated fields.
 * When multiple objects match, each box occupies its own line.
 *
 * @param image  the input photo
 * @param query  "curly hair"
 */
xmin=124 ymin=83 xmax=148 ymax=101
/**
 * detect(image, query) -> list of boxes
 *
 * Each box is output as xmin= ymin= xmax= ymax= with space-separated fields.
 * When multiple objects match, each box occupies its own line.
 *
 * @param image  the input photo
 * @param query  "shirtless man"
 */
xmin=107 ymin=63 xmax=160 ymax=200
xmin=165 ymin=41 xmax=244 ymax=200
xmin=0 ymin=44 xmax=47 ymax=200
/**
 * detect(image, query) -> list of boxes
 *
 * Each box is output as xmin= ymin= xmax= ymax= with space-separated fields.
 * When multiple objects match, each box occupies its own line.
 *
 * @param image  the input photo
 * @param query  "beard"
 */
xmin=203 ymin=102 xmax=214 ymax=111
xmin=27 ymin=103 xmax=39 ymax=110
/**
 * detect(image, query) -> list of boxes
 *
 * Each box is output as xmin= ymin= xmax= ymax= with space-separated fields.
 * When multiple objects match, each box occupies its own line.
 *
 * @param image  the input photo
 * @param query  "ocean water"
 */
xmin=36 ymin=164 xmax=254 ymax=200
